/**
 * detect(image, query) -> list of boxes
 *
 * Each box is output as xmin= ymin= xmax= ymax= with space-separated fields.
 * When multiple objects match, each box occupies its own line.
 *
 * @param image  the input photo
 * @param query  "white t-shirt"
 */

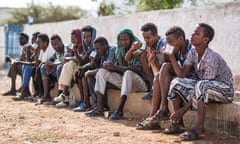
xmin=38 ymin=46 xmax=55 ymax=63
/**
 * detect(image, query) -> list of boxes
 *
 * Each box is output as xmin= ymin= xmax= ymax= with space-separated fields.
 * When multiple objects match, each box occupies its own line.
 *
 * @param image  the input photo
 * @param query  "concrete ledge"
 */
xmin=107 ymin=89 xmax=240 ymax=137
xmin=184 ymin=102 xmax=240 ymax=137
xmin=107 ymin=89 xmax=151 ymax=116
xmin=50 ymin=83 xmax=81 ymax=105
xmin=234 ymin=91 xmax=240 ymax=101
xmin=51 ymin=86 xmax=240 ymax=136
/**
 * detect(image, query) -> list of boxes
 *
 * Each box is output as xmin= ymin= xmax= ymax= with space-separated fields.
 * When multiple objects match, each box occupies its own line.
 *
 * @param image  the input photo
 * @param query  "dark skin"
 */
xmin=95 ymin=33 xmax=133 ymax=112
xmin=149 ymin=33 xmax=188 ymax=118
xmin=13 ymin=35 xmax=32 ymax=98
xmin=125 ymin=30 xmax=161 ymax=84
xmin=15 ymin=35 xmax=29 ymax=61
xmin=6 ymin=35 xmax=28 ymax=95
xmin=102 ymin=33 xmax=135 ymax=114
xmin=64 ymin=33 xmax=80 ymax=63
xmin=32 ymin=36 xmax=40 ymax=66
xmin=91 ymin=42 xmax=110 ymax=110
xmin=59 ymin=32 xmax=86 ymax=98
xmin=17 ymin=45 xmax=33 ymax=98
xmin=80 ymin=31 xmax=92 ymax=63
xmin=77 ymin=31 xmax=93 ymax=108
xmin=34 ymin=38 xmax=49 ymax=66
xmin=42 ymin=38 xmax=64 ymax=99
xmin=45 ymin=39 xmax=64 ymax=70
xmin=32 ymin=37 xmax=49 ymax=98
xmin=30 ymin=34 xmax=40 ymax=97
xmin=166 ymin=26 xmax=210 ymax=135
xmin=104 ymin=33 xmax=132 ymax=73
xmin=70 ymin=32 xmax=92 ymax=66
xmin=83 ymin=31 xmax=92 ymax=47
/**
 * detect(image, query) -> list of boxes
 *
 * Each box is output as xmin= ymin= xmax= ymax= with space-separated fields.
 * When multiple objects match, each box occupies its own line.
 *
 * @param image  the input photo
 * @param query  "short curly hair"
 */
xmin=165 ymin=26 xmax=185 ymax=40
xmin=141 ymin=23 xmax=158 ymax=35
xmin=198 ymin=23 xmax=215 ymax=43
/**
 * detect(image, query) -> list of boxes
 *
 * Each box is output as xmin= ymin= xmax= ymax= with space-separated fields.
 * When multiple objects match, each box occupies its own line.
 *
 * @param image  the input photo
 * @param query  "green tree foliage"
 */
xmin=1 ymin=2 xmax=87 ymax=24
xmin=136 ymin=0 xmax=183 ymax=12
xmin=97 ymin=2 xmax=116 ymax=16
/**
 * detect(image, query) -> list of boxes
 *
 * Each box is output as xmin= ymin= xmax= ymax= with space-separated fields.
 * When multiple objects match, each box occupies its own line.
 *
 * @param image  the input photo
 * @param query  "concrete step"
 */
xmin=107 ymin=89 xmax=240 ymax=137
xmin=51 ymin=85 xmax=240 ymax=137
xmin=234 ymin=91 xmax=240 ymax=101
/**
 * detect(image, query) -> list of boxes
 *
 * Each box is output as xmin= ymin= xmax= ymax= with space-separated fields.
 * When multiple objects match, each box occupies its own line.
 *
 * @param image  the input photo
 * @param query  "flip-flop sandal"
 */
xmin=136 ymin=118 xmax=161 ymax=130
xmin=85 ymin=108 xmax=104 ymax=116
xmin=163 ymin=123 xmax=185 ymax=134
xmin=180 ymin=129 xmax=203 ymax=141
xmin=152 ymin=110 xmax=170 ymax=121
xmin=12 ymin=95 xmax=24 ymax=101
xmin=24 ymin=96 xmax=34 ymax=101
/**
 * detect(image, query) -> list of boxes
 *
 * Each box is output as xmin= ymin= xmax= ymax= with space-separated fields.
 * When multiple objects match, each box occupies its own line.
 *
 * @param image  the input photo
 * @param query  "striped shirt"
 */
xmin=184 ymin=47 xmax=232 ymax=82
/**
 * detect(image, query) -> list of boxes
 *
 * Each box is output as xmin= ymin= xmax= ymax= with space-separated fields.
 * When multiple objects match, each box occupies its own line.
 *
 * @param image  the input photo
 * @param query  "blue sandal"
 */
xmin=142 ymin=91 xmax=152 ymax=100
xmin=109 ymin=111 xmax=123 ymax=120
xmin=73 ymin=103 xmax=88 ymax=112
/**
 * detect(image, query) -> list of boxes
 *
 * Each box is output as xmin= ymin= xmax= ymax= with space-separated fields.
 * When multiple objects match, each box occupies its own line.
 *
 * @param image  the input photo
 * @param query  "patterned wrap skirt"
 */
xmin=167 ymin=77 xmax=234 ymax=109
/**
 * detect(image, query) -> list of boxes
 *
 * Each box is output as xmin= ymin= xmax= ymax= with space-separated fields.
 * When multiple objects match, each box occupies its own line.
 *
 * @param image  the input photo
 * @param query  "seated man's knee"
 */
xmin=171 ymin=77 xmax=182 ymax=84
xmin=96 ymin=68 xmax=108 ymax=77
xmin=40 ymin=64 xmax=48 ymax=79
xmin=99 ymin=68 xmax=108 ymax=73
xmin=95 ymin=90 xmax=103 ymax=96
xmin=57 ymin=64 xmax=62 ymax=72
xmin=40 ymin=64 xmax=46 ymax=73
xmin=152 ymin=72 xmax=160 ymax=86
xmin=153 ymin=72 xmax=160 ymax=82
xmin=160 ymin=63 xmax=172 ymax=75
xmin=123 ymin=70 xmax=134 ymax=77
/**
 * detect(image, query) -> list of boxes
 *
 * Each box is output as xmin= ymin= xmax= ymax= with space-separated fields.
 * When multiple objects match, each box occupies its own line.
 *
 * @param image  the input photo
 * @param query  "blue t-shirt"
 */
xmin=96 ymin=46 xmax=116 ymax=68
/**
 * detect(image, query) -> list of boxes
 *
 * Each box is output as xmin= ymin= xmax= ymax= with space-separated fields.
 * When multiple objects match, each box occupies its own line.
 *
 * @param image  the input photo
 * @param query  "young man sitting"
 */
xmin=163 ymin=23 xmax=234 ymax=140
xmin=136 ymin=26 xmax=197 ymax=130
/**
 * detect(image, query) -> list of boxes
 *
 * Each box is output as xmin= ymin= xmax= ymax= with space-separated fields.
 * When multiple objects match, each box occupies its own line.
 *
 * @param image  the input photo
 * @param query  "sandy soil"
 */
xmin=0 ymin=69 xmax=239 ymax=144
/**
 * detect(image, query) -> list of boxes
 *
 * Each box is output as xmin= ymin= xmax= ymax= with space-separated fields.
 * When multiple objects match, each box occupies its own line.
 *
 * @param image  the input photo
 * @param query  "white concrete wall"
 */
xmin=1 ymin=1 xmax=240 ymax=74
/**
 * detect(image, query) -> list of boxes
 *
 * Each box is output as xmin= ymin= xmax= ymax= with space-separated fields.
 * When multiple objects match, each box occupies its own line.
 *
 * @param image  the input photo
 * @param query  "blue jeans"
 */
xmin=56 ymin=64 xmax=63 ymax=80
xmin=87 ymin=75 xmax=108 ymax=108
xmin=40 ymin=64 xmax=63 ymax=80
xmin=87 ymin=76 xmax=97 ymax=104
xmin=22 ymin=65 xmax=32 ymax=87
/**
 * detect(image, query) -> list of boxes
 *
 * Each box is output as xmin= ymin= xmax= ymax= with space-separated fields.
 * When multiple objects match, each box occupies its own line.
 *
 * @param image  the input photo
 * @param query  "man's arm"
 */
xmin=167 ymin=52 xmax=192 ymax=78
xmin=103 ymin=62 xmax=128 ymax=73
xmin=125 ymin=42 xmax=142 ymax=62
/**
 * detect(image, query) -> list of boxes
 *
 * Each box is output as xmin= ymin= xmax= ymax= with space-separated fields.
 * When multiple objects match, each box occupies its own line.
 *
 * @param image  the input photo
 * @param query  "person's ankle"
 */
xmin=10 ymin=89 xmax=17 ymax=92
xmin=195 ymin=126 xmax=204 ymax=134
xmin=116 ymin=110 xmax=123 ymax=115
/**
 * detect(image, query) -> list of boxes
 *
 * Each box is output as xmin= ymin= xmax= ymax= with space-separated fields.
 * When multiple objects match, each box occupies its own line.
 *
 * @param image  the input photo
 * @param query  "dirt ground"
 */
xmin=0 ymin=69 xmax=239 ymax=144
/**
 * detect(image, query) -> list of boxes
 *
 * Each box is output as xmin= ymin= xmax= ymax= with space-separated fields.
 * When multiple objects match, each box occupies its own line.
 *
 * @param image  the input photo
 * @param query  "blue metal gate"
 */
xmin=4 ymin=24 xmax=23 ymax=59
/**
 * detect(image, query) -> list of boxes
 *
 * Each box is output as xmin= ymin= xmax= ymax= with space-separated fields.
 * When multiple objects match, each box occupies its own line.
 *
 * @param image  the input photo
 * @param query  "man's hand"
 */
xmin=103 ymin=61 xmax=115 ymax=71
xmin=148 ymin=50 xmax=159 ymax=67
xmin=130 ymin=41 xmax=142 ymax=52
xmin=162 ymin=45 xmax=175 ymax=60
xmin=85 ymin=69 xmax=98 ymax=78
xmin=5 ymin=56 xmax=11 ymax=63
xmin=46 ymin=64 xmax=51 ymax=74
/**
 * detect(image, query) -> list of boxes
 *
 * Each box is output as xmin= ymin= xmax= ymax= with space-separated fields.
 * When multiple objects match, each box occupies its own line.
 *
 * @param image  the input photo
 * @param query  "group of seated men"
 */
xmin=2 ymin=22 xmax=234 ymax=141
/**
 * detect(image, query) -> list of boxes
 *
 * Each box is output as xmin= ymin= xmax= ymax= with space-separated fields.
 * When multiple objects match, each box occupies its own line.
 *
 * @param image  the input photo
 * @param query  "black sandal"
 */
xmin=152 ymin=110 xmax=170 ymax=121
xmin=136 ymin=118 xmax=161 ymax=130
xmin=85 ymin=108 xmax=104 ymax=116
xmin=179 ymin=129 xmax=203 ymax=141
xmin=163 ymin=123 xmax=185 ymax=134
xmin=12 ymin=95 xmax=24 ymax=101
